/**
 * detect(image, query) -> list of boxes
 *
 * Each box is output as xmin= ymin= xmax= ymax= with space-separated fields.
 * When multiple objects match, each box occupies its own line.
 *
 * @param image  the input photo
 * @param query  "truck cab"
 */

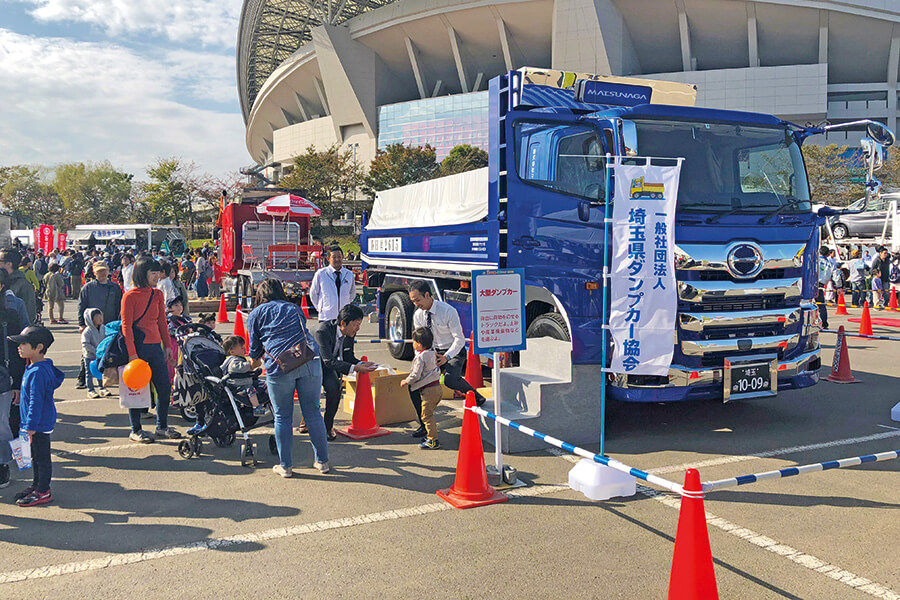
xmin=362 ymin=67 xmax=892 ymax=404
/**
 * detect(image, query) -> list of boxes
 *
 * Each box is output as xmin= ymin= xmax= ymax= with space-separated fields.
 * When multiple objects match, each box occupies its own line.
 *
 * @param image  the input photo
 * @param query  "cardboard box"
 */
xmin=341 ymin=369 xmax=419 ymax=426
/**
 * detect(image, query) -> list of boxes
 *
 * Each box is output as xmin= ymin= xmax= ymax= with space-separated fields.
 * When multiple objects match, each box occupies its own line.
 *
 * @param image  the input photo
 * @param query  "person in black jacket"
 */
xmin=314 ymin=304 xmax=376 ymax=440
xmin=75 ymin=262 xmax=122 ymax=388
xmin=0 ymin=269 xmax=27 ymax=488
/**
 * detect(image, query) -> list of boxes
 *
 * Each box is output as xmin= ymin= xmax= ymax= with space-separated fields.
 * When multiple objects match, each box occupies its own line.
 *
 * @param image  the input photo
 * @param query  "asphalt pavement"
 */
xmin=0 ymin=299 xmax=897 ymax=599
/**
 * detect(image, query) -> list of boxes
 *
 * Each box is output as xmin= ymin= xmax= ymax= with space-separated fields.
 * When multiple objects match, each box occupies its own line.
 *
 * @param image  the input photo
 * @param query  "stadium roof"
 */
xmin=237 ymin=0 xmax=399 ymax=122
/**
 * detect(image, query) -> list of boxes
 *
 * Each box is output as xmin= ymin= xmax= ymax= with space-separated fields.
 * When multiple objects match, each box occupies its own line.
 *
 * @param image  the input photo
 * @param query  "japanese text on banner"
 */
xmin=608 ymin=159 xmax=682 ymax=376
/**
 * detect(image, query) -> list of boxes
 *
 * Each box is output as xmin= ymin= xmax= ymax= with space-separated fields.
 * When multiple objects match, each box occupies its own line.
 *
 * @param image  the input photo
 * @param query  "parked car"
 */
xmin=826 ymin=192 xmax=897 ymax=239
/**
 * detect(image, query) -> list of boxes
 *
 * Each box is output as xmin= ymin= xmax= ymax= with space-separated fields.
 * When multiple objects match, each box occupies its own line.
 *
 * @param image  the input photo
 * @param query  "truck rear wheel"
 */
xmin=526 ymin=313 xmax=570 ymax=341
xmin=386 ymin=292 xmax=415 ymax=360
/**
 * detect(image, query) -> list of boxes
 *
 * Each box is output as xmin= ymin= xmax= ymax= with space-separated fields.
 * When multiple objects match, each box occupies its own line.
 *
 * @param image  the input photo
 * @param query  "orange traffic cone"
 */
xmin=337 ymin=356 xmax=390 ymax=440
xmin=667 ymin=469 xmax=718 ymax=600
xmin=437 ymin=392 xmax=508 ymax=509
xmin=300 ymin=295 xmax=311 ymax=319
xmin=233 ymin=309 xmax=249 ymax=348
xmin=859 ymin=301 xmax=873 ymax=336
xmin=465 ymin=333 xmax=483 ymax=390
xmin=825 ymin=325 xmax=860 ymax=384
xmin=889 ymin=288 xmax=899 ymax=311
xmin=835 ymin=291 xmax=848 ymax=316
xmin=216 ymin=294 xmax=230 ymax=323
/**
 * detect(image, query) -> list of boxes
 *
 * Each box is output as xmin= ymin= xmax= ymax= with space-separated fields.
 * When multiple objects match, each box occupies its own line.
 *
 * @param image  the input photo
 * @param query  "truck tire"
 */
xmin=385 ymin=292 xmax=415 ymax=360
xmin=526 ymin=313 xmax=570 ymax=341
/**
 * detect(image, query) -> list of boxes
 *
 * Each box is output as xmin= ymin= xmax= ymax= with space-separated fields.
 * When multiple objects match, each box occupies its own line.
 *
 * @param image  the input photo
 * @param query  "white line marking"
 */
xmin=0 ymin=483 xmax=567 ymax=585
xmin=876 ymin=424 xmax=899 ymax=431
xmin=52 ymin=443 xmax=144 ymax=457
xmin=548 ymin=448 xmax=899 ymax=599
xmin=647 ymin=430 xmax=900 ymax=475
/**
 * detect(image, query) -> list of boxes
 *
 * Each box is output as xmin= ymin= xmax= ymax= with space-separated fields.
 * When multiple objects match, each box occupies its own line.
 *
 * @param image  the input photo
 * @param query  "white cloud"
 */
xmin=8 ymin=0 xmax=243 ymax=47
xmin=0 ymin=29 xmax=248 ymax=175
xmin=163 ymin=49 xmax=238 ymax=105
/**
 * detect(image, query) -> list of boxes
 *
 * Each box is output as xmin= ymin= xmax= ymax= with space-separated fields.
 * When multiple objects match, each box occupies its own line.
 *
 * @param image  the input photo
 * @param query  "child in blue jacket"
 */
xmin=9 ymin=326 xmax=64 ymax=507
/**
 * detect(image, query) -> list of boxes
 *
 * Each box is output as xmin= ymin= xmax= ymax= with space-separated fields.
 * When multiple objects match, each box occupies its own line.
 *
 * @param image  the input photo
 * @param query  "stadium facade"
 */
xmin=238 ymin=0 xmax=900 ymax=180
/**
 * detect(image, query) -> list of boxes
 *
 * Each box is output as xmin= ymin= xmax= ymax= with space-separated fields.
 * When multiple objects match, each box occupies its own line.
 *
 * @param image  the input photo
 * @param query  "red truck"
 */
xmin=216 ymin=188 xmax=322 ymax=311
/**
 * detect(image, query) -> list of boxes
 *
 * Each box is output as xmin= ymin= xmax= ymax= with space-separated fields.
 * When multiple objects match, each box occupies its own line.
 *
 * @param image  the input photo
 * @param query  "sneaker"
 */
xmin=129 ymin=431 xmax=155 ymax=443
xmin=252 ymin=405 xmax=268 ymax=416
xmin=410 ymin=425 xmax=426 ymax=438
xmin=58 ymin=319 xmax=69 ymax=324
xmin=273 ymin=465 xmax=293 ymax=478
xmin=74 ymin=382 xmax=87 ymax=390
xmin=14 ymin=486 xmax=35 ymax=501
xmin=296 ymin=423 xmax=308 ymax=434
xmin=0 ymin=465 xmax=9 ymax=488
xmin=419 ymin=438 xmax=440 ymax=450
xmin=49 ymin=319 xmax=58 ymax=325
xmin=87 ymin=390 xmax=100 ymax=399
xmin=100 ymin=388 xmax=114 ymax=397
xmin=326 ymin=429 xmax=337 ymax=441
xmin=155 ymin=427 xmax=182 ymax=440
xmin=313 ymin=461 xmax=330 ymax=473
xmin=16 ymin=490 xmax=52 ymax=507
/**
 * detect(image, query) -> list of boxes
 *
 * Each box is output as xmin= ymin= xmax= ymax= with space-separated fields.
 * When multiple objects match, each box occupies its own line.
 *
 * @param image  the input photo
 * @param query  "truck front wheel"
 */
xmin=385 ymin=292 xmax=415 ymax=360
xmin=526 ymin=313 xmax=570 ymax=341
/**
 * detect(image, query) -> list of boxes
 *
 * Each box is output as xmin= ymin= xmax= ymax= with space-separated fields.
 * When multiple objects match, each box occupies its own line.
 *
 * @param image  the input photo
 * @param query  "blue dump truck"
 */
xmin=361 ymin=67 xmax=893 ymax=408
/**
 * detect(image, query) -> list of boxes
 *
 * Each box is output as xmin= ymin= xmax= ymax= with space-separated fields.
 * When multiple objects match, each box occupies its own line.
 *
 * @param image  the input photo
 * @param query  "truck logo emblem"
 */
xmin=727 ymin=243 xmax=764 ymax=279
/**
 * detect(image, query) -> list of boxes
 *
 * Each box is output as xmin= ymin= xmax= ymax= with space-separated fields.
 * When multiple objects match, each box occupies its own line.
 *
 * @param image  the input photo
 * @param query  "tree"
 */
xmin=364 ymin=143 xmax=439 ymax=194
xmin=801 ymin=144 xmax=864 ymax=207
xmin=280 ymin=144 xmax=364 ymax=235
xmin=0 ymin=165 xmax=62 ymax=226
xmin=439 ymin=144 xmax=488 ymax=176
xmin=51 ymin=162 xmax=132 ymax=230
xmin=140 ymin=158 xmax=189 ymax=226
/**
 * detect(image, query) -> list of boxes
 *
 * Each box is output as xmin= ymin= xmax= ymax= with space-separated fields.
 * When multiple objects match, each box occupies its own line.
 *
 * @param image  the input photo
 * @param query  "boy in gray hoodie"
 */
xmin=80 ymin=308 xmax=108 ymax=398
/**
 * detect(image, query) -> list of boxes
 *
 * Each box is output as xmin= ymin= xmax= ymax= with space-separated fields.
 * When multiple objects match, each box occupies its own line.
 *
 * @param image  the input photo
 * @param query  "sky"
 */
xmin=0 ymin=0 xmax=249 ymax=177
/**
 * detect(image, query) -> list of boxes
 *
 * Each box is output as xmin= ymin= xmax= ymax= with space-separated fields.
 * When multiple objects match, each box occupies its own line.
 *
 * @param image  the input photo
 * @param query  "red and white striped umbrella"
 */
xmin=256 ymin=194 xmax=321 ymax=217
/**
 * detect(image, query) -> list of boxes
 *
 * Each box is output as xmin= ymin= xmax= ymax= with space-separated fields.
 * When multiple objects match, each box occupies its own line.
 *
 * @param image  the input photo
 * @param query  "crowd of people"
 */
xmin=817 ymin=244 xmax=900 ymax=328
xmin=0 ymin=240 xmax=482 ymax=504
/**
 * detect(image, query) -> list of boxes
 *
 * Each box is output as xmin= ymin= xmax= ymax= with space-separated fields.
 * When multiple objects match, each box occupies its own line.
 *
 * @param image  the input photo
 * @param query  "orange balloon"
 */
xmin=122 ymin=359 xmax=152 ymax=391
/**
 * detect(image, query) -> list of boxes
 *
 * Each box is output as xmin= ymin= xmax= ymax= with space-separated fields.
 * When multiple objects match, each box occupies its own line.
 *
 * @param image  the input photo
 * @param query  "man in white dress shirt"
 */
xmin=408 ymin=281 xmax=486 ymax=421
xmin=309 ymin=245 xmax=356 ymax=322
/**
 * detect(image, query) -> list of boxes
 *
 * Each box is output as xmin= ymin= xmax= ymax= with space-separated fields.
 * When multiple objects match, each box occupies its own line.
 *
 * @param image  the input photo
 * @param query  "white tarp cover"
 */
xmin=609 ymin=157 xmax=682 ymax=376
xmin=366 ymin=167 xmax=488 ymax=230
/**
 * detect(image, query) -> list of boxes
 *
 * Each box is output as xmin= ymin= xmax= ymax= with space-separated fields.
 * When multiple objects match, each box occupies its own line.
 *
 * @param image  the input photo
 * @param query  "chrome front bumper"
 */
xmin=610 ymin=348 xmax=821 ymax=389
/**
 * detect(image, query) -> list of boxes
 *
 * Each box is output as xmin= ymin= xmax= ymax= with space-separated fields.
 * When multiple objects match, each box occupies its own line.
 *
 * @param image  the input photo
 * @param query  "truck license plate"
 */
xmin=724 ymin=355 xmax=777 ymax=402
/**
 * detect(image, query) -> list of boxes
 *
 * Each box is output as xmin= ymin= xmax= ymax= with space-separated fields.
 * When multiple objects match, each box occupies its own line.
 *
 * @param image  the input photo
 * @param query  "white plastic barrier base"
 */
xmin=568 ymin=458 xmax=637 ymax=501
xmin=892 ymin=401 xmax=900 ymax=422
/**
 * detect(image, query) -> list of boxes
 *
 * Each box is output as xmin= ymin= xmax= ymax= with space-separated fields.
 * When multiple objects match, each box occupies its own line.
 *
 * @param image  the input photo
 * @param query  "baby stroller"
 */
xmin=172 ymin=323 xmax=275 ymax=466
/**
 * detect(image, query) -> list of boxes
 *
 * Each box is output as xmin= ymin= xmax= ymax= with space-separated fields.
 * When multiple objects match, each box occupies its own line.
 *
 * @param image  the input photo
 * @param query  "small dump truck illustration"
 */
xmin=630 ymin=177 xmax=665 ymax=200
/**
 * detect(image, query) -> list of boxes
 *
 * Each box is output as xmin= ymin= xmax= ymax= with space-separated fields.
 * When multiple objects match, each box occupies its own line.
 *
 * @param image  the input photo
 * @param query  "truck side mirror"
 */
xmin=860 ymin=137 xmax=884 ymax=172
xmin=578 ymin=201 xmax=591 ymax=222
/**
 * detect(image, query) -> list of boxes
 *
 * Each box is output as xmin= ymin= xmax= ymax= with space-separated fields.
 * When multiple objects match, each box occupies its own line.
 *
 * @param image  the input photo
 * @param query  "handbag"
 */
xmin=267 ymin=309 xmax=316 ymax=374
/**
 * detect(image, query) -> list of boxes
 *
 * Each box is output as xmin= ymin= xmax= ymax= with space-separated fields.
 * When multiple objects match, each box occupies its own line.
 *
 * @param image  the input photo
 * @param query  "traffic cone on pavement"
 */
xmin=667 ymin=469 xmax=718 ymax=600
xmin=835 ymin=291 xmax=849 ymax=316
xmin=825 ymin=325 xmax=860 ymax=384
xmin=465 ymin=333 xmax=484 ymax=390
xmin=216 ymin=294 xmax=230 ymax=323
xmin=437 ymin=392 xmax=508 ymax=509
xmin=233 ymin=309 xmax=249 ymax=348
xmin=889 ymin=288 xmax=899 ymax=311
xmin=337 ymin=356 xmax=390 ymax=440
xmin=300 ymin=295 xmax=311 ymax=319
xmin=859 ymin=302 xmax=873 ymax=336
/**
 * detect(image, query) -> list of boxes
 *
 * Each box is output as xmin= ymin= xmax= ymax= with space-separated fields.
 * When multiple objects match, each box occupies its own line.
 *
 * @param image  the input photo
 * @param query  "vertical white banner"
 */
xmin=609 ymin=158 xmax=682 ymax=376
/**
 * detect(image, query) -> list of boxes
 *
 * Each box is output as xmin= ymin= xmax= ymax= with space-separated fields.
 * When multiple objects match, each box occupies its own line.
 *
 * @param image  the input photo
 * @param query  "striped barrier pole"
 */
xmin=467 ymin=405 xmax=686 ymax=496
xmin=701 ymin=450 xmax=899 ymax=493
xmin=820 ymin=329 xmax=900 ymax=342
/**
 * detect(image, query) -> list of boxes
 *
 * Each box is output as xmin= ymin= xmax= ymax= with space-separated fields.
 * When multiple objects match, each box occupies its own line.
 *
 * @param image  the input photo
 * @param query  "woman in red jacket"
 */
xmin=122 ymin=257 xmax=181 ymax=443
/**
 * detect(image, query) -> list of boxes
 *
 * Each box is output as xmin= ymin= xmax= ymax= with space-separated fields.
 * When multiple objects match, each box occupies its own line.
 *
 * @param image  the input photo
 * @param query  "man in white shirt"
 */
xmin=408 ymin=281 xmax=485 ymax=421
xmin=121 ymin=253 xmax=135 ymax=292
xmin=309 ymin=245 xmax=356 ymax=322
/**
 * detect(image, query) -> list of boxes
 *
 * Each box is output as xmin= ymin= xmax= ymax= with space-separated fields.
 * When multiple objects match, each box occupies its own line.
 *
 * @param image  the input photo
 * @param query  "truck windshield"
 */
xmin=632 ymin=120 xmax=811 ymax=213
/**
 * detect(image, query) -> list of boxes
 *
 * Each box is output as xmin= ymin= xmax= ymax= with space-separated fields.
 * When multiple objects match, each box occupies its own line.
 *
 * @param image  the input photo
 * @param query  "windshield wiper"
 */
xmin=705 ymin=201 xmax=773 ymax=224
xmin=757 ymin=198 xmax=806 ymax=224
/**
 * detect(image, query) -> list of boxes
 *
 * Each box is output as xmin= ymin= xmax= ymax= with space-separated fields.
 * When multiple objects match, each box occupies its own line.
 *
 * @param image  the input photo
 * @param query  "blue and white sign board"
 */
xmin=575 ymin=80 xmax=652 ymax=107
xmin=609 ymin=157 xmax=682 ymax=376
xmin=472 ymin=269 xmax=526 ymax=355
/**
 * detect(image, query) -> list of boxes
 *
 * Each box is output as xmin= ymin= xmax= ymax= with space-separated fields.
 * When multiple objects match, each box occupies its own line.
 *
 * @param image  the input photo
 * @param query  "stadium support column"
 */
xmin=889 ymin=25 xmax=899 ymax=137
xmin=310 ymin=24 xmax=405 ymax=143
xmin=551 ymin=0 xmax=640 ymax=75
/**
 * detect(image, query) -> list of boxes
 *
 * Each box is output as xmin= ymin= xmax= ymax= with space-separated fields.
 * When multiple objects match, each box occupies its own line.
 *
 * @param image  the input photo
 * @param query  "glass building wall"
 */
xmin=377 ymin=91 xmax=489 ymax=160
